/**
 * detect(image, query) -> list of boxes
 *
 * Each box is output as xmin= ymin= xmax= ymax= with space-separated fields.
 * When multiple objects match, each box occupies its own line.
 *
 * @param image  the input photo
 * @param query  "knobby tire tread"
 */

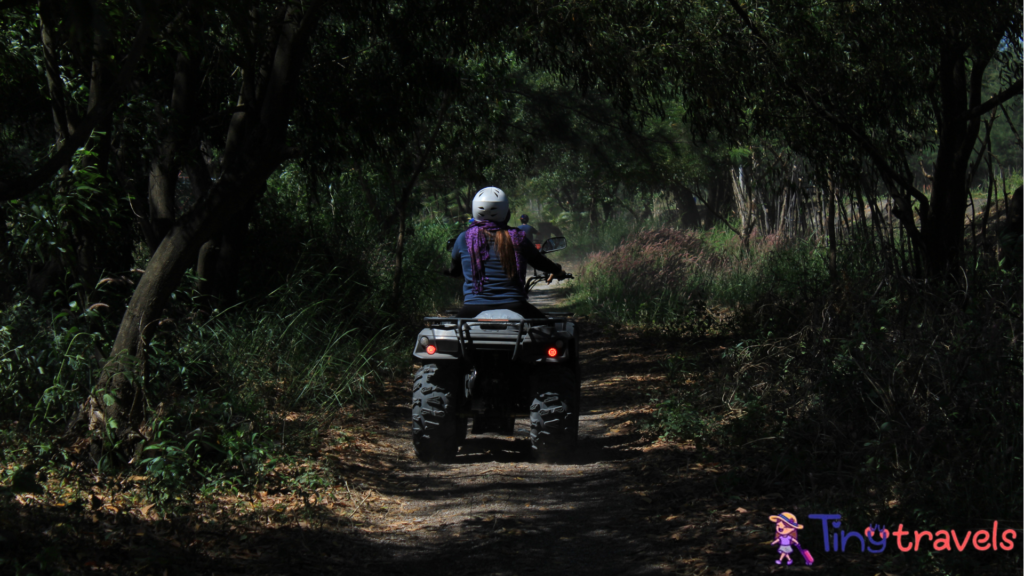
xmin=529 ymin=365 xmax=578 ymax=463
xmin=411 ymin=363 xmax=461 ymax=463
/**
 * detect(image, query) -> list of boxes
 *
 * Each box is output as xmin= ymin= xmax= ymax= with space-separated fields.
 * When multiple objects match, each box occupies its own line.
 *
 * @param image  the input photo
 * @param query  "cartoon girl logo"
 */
xmin=770 ymin=512 xmax=814 ymax=566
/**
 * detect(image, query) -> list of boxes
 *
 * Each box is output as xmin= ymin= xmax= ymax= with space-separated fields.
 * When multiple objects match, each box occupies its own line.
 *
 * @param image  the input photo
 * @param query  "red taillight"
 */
xmin=546 ymin=347 xmax=558 ymax=358
xmin=426 ymin=345 xmax=437 ymax=355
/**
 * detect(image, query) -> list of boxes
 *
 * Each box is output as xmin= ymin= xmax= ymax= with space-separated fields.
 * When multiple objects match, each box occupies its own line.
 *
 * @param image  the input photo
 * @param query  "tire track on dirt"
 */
xmin=316 ymin=280 xmax=882 ymax=576
xmin=313 ymin=279 xmax=699 ymax=576
xmin=185 ymin=276 xmax=905 ymax=576
xmin=163 ymin=278 xmax=935 ymax=575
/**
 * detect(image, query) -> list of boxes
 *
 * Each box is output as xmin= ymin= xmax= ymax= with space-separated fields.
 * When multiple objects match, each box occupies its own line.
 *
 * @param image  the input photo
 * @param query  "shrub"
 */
xmin=569 ymin=228 xmax=722 ymax=333
xmin=0 ymin=177 xmax=461 ymax=496
xmin=575 ymin=224 xmax=1022 ymax=575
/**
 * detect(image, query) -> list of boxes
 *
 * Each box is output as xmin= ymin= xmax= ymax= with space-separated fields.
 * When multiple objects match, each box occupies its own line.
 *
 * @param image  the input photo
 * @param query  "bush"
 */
xmin=575 ymin=224 xmax=1022 ymax=575
xmin=556 ymin=214 xmax=650 ymax=261
xmin=0 ymin=168 xmax=462 ymax=497
xmin=568 ymin=227 xmax=725 ymax=334
xmin=0 ymin=297 xmax=104 ymax=432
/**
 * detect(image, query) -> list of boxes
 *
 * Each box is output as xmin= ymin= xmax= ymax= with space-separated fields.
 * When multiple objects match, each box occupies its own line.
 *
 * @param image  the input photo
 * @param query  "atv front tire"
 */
xmin=529 ymin=366 xmax=578 ymax=463
xmin=412 ymin=364 xmax=462 ymax=463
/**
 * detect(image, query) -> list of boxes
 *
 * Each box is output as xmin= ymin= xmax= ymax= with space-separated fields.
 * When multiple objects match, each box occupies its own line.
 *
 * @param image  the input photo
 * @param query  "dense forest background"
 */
xmin=1 ymin=1 xmax=1021 ymax=574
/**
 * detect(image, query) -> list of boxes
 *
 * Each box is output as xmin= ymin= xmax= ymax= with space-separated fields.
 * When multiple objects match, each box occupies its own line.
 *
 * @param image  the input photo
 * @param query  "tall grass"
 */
xmin=0 ymin=177 xmax=461 ymax=496
xmin=568 ymin=228 xmax=719 ymax=330
xmin=555 ymin=213 xmax=657 ymax=261
xmin=571 ymin=224 xmax=1022 ymax=575
xmin=0 ymin=297 xmax=105 ymax=431
xmin=0 ymin=263 xmax=428 ymax=496
xmin=149 ymin=269 xmax=399 ymax=412
xmin=568 ymin=224 xmax=826 ymax=333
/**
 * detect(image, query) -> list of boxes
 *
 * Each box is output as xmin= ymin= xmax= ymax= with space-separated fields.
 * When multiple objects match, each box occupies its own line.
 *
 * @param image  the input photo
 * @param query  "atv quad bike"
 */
xmin=411 ymin=237 xmax=579 ymax=463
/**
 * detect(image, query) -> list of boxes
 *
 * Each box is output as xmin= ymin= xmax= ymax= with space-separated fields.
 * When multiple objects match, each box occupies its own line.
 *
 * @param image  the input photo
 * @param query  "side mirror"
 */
xmin=445 ymin=237 xmax=457 ymax=252
xmin=540 ymin=236 xmax=567 ymax=253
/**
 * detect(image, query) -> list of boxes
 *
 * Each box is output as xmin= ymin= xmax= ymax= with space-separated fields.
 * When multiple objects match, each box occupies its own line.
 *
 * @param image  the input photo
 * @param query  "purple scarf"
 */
xmin=466 ymin=220 xmax=526 ymax=294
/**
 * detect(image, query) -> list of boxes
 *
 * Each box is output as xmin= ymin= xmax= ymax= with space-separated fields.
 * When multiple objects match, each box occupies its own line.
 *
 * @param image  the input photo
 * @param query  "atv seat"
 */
xmin=474 ymin=309 xmax=525 ymax=320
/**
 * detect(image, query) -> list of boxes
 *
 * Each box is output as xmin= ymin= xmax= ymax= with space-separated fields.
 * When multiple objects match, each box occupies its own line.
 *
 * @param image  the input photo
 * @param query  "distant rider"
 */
xmin=517 ymin=214 xmax=538 ymax=243
xmin=517 ymin=214 xmax=540 ymax=275
xmin=449 ymin=188 xmax=566 ymax=319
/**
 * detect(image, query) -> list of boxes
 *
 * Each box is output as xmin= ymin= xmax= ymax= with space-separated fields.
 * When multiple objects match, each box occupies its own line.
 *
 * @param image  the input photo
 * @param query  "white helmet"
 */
xmin=472 ymin=187 xmax=509 ymax=223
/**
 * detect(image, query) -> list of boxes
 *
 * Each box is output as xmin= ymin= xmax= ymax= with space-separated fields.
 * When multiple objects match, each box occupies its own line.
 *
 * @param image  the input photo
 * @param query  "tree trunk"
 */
xmin=77 ymin=3 xmax=323 ymax=447
xmin=391 ymin=97 xmax=450 ymax=307
xmin=88 ymin=155 xmax=282 ymax=439
xmin=919 ymin=43 xmax=989 ymax=276
xmin=730 ymin=167 xmax=755 ymax=248
xmin=143 ymin=51 xmax=198 ymax=251
xmin=39 ymin=3 xmax=71 ymax=145
xmin=391 ymin=188 xmax=411 ymax=308
xmin=0 ymin=203 xmax=7 ymax=259
xmin=826 ymin=174 xmax=837 ymax=277
xmin=1 ymin=5 xmax=155 ymax=202
xmin=705 ymin=172 xmax=731 ymax=230
xmin=602 ymin=200 xmax=616 ymax=222
xmin=672 ymin=186 xmax=701 ymax=230
xmin=197 ymin=182 xmax=263 ymax=305
xmin=87 ymin=18 xmax=113 ymax=178
xmin=461 ymin=184 xmax=473 ymax=217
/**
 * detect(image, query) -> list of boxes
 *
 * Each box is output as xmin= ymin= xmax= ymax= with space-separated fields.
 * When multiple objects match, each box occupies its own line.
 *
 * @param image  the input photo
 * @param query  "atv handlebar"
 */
xmin=525 ymin=271 xmax=573 ymax=293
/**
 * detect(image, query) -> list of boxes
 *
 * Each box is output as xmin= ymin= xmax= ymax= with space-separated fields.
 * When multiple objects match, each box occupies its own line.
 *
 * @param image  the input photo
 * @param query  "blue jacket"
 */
xmin=451 ymin=230 xmax=562 ymax=305
xmin=517 ymin=224 xmax=538 ymax=242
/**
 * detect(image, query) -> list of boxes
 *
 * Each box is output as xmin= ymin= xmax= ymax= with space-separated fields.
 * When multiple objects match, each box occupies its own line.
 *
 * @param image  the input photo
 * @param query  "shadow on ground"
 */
xmin=4 ymin=316 xmax=982 ymax=576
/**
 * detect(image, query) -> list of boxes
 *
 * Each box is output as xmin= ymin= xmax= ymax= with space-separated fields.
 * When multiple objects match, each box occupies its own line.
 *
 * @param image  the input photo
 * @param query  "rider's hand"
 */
xmin=546 ymin=268 xmax=569 ymax=283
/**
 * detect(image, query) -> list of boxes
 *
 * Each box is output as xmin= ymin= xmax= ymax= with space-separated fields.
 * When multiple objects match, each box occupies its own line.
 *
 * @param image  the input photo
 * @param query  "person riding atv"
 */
xmin=449 ymin=190 xmax=567 ymax=318
xmin=517 ymin=213 xmax=538 ymax=243
xmin=412 ymin=187 xmax=579 ymax=463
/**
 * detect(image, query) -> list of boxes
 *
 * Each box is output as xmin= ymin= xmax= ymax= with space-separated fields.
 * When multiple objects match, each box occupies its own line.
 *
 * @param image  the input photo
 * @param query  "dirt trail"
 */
xmin=264 ymin=279 xmax=797 ymax=576
xmin=3 ymin=278 xmax=850 ymax=576
xmin=342 ymin=281 xmax=682 ymax=575
xmin=5 ymin=276 xmax=997 ymax=575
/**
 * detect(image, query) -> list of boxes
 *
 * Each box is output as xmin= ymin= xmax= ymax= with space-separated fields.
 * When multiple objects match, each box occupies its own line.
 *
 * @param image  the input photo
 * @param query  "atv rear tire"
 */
xmin=412 ymin=364 xmax=462 ymax=463
xmin=529 ymin=366 xmax=578 ymax=463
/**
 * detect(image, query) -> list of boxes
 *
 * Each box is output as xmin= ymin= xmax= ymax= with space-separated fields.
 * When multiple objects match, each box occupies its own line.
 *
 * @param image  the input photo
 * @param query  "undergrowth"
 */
xmin=0 ymin=172 xmax=461 ymax=506
xmin=571 ymin=224 xmax=1023 ymax=576
xmin=555 ymin=213 xmax=658 ymax=261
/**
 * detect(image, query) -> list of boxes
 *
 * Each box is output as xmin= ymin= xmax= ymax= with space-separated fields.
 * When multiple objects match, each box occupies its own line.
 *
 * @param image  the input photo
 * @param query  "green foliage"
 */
xmin=0 ymin=164 xmax=463 ymax=496
xmin=3 ymin=152 xmax=132 ymax=300
xmin=252 ymin=164 xmax=462 ymax=319
xmin=556 ymin=214 xmax=651 ymax=261
xmin=0 ymin=297 xmax=105 ymax=432
xmin=568 ymin=226 xmax=726 ymax=334
xmin=598 ymin=224 xmax=1022 ymax=574
xmin=653 ymin=398 xmax=715 ymax=454
xmin=137 ymin=401 xmax=274 ymax=501
xmin=0 ymin=8 xmax=1017 ymax=563
xmin=708 ymin=238 xmax=830 ymax=317
xmin=569 ymin=222 xmax=839 ymax=336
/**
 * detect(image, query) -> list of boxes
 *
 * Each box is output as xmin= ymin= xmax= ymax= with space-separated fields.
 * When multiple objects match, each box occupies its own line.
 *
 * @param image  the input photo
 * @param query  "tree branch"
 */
xmin=0 ymin=7 xmax=157 ymax=201
xmin=724 ymin=0 xmax=928 ymax=217
xmin=38 ymin=2 xmax=70 ymax=143
xmin=1000 ymin=101 xmax=1023 ymax=148
xmin=0 ymin=0 xmax=34 ymax=13
xmin=689 ymin=186 xmax=741 ymax=235
xmin=960 ymin=78 xmax=1023 ymax=122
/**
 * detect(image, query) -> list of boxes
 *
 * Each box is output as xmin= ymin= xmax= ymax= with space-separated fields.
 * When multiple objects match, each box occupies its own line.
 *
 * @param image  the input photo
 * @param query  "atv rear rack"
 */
xmin=420 ymin=315 xmax=574 ymax=361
